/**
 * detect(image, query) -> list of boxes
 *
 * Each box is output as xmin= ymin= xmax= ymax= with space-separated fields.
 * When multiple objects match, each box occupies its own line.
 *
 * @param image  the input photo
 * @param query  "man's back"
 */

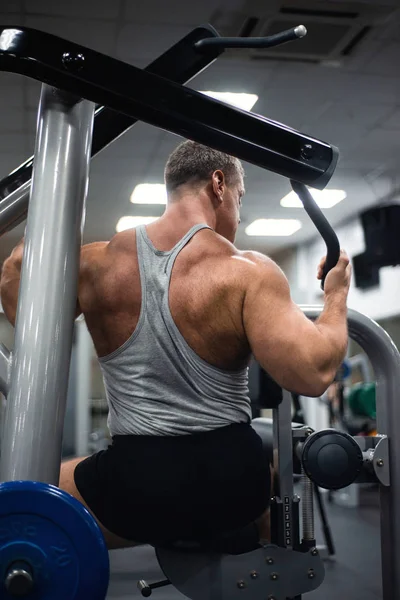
xmin=80 ymin=220 xmax=252 ymax=371
xmin=79 ymin=219 xmax=258 ymax=436
xmin=79 ymin=210 xmax=351 ymax=404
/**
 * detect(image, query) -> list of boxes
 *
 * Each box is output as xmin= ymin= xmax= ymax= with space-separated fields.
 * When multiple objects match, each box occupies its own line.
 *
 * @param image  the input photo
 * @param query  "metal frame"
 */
xmin=272 ymin=390 xmax=297 ymax=549
xmin=0 ymin=343 xmax=10 ymax=396
xmin=348 ymin=352 xmax=373 ymax=383
xmin=0 ymin=27 xmax=337 ymax=193
xmin=302 ymin=306 xmax=400 ymax=600
xmin=0 ymin=85 xmax=95 ymax=484
xmin=0 ymin=25 xmax=222 ymax=235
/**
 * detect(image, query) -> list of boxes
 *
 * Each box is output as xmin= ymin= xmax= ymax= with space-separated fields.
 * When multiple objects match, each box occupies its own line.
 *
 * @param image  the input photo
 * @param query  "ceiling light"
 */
xmin=280 ymin=188 xmax=347 ymax=209
xmin=200 ymin=91 xmax=258 ymax=111
xmin=245 ymin=219 xmax=302 ymax=237
xmin=116 ymin=216 xmax=158 ymax=232
xmin=130 ymin=183 xmax=167 ymax=205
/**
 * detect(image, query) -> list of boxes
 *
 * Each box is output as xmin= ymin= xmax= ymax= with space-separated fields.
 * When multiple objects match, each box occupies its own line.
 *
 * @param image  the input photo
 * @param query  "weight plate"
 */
xmin=0 ymin=481 xmax=109 ymax=599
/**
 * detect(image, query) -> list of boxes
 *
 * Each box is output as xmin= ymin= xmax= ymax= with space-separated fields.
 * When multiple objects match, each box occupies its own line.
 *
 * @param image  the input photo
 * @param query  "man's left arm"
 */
xmin=0 ymin=238 xmax=24 ymax=327
xmin=0 ymin=239 xmax=110 ymax=327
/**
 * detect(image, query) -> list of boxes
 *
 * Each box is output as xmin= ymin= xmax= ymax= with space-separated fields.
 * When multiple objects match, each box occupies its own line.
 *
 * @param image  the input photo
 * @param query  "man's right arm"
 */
xmin=242 ymin=251 xmax=351 ymax=397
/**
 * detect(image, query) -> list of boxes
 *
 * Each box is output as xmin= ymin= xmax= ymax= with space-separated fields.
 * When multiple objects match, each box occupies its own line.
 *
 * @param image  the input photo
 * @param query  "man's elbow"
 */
xmin=291 ymin=366 xmax=336 ymax=399
xmin=0 ymin=284 xmax=17 ymax=327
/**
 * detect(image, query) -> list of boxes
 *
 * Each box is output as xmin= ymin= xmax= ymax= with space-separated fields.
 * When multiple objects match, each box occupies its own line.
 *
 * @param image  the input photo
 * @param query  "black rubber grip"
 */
xmin=290 ymin=181 xmax=340 ymax=290
xmin=194 ymin=26 xmax=305 ymax=51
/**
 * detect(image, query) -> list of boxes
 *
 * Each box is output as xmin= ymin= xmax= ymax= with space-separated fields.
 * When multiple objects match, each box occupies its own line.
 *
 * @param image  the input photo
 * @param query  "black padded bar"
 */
xmin=0 ymin=27 xmax=338 ymax=191
xmin=0 ymin=25 xmax=222 ymax=201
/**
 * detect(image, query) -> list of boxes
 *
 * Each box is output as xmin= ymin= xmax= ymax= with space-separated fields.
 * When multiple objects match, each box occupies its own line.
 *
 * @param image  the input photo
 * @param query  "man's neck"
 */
xmin=162 ymin=193 xmax=217 ymax=232
xmin=143 ymin=196 xmax=216 ymax=251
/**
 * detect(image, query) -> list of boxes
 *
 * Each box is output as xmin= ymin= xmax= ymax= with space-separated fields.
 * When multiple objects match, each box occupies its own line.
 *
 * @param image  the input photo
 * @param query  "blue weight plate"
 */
xmin=0 ymin=481 xmax=109 ymax=599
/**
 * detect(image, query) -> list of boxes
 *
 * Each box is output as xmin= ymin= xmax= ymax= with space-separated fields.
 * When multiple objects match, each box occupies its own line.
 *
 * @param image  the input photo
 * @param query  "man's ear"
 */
xmin=212 ymin=170 xmax=225 ymax=201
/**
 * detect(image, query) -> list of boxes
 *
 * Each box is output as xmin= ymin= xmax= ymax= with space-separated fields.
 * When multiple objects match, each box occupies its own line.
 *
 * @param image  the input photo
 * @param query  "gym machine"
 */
xmin=0 ymin=22 xmax=399 ymax=600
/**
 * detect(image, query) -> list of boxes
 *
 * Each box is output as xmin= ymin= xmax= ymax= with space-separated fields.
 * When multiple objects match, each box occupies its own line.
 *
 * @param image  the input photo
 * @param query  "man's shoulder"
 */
xmin=228 ymin=249 xmax=278 ymax=277
xmin=232 ymin=250 xmax=288 ymax=294
xmin=81 ymin=230 xmax=135 ymax=262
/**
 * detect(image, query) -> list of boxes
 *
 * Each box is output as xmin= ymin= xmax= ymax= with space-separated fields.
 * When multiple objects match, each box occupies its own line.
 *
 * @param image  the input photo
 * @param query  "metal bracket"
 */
xmin=354 ymin=435 xmax=390 ymax=487
xmin=373 ymin=436 xmax=390 ymax=487
xmin=0 ymin=343 xmax=11 ymax=397
xmin=156 ymin=544 xmax=324 ymax=600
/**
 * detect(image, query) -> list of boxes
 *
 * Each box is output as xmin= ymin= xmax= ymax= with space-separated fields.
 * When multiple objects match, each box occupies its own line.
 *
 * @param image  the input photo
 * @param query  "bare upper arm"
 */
xmin=76 ymin=231 xmax=134 ymax=317
xmin=76 ymin=241 xmax=110 ymax=317
xmin=242 ymin=252 xmax=331 ymax=396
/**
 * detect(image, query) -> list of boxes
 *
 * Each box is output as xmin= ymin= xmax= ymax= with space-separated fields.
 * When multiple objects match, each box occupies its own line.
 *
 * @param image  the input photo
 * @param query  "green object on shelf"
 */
xmin=348 ymin=382 xmax=376 ymax=420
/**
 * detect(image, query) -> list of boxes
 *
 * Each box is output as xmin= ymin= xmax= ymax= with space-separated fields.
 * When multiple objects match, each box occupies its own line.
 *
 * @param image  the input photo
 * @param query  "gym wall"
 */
xmin=281 ymin=215 xmax=400 ymax=323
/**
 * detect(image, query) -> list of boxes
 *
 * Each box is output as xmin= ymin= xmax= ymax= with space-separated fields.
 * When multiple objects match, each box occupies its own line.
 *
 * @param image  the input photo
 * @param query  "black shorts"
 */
xmin=74 ymin=422 xmax=271 ymax=545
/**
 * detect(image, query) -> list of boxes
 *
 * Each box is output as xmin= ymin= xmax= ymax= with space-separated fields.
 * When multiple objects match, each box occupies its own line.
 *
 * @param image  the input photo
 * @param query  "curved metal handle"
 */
xmin=194 ymin=25 xmax=307 ymax=52
xmin=290 ymin=181 xmax=340 ymax=290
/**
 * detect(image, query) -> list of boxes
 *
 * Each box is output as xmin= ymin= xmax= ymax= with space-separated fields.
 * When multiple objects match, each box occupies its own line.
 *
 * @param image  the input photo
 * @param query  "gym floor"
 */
xmin=106 ymin=487 xmax=382 ymax=599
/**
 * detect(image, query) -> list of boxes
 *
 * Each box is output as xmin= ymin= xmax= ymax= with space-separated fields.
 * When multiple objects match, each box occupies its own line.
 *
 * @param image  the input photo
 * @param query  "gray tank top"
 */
xmin=98 ymin=224 xmax=252 ymax=436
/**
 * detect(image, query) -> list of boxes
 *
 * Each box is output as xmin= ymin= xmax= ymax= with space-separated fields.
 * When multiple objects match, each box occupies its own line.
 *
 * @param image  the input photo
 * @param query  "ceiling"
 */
xmin=0 ymin=0 xmax=399 ymax=265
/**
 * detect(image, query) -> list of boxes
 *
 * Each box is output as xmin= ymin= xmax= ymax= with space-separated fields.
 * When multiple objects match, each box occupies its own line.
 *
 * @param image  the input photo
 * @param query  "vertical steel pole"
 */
xmin=0 ymin=85 xmax=95 ymax=484
xmin=273 ymin=390 xmax=295 ymax=548
xmin=301 ymin=306 xmax=400 ymax=600
xmin=75 ymin=318 xmax=92 ymax=456
xmin=0 ymin=343 xmax=10 ymax=397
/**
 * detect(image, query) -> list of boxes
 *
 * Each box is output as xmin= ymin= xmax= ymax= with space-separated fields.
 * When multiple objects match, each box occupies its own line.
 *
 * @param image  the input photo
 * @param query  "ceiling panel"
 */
xmin=87 ymin=175 xmax=138 ymax=207
xmin=24 ymin=0 xmax=121 ymax=20
xmin=116 ymin=23 xmax=193 ymax=64
xmin=310 ymin=110 xmax=376 ymax=150
xmin=26 ymin=109 xmax=38 ymax=135
xmin=23 ymin=15 xmax=118 ymax=55
xmin=189 ymin=59 xmax=277 ymax=95
xmin=343 ymin=72 xmax=400 ymax=106
xmin=0 ymin=12 xmax=23 ymax=24
xmin=0 ymin=83 xmax=23 ymax=111
xmin=337 ymin=102 xmax=395 ymax=130
xmin=343 ymin=38 xmax=389 ymax=74
xmin=0 ymin=1 xmax=22 ymax=11
xmin=102 ymin=126 xmax=163 ymax=159
xmin=0 ymin=151 xmax=30 ymax=179
xmin=260 ymin=96 xmax=333 ymax=132
xmin=0 ymin=109 xmax=25 ymax=133
xmin=381 ymin=108 xmax=400 ymax=130
xmin=149 ymin=133 xmax=184 ymax=169
xmin=267 ymin=63 xmax=348 ymax=100
xmin=26 ymin=81 xmax=41 ymax=110
xmin=0 ymin=72 xmax=25 ymax=86
xmin=90 ymin=155 xmax=149 ymax=180
xmin=0 ymin=134 xmax=29 ymax=158
xmin=361 ymin=42 xmax=400 ymax=77
xmin=0 ymin=0 xmax=399 ymax=264
xmin=124 ymin=0 xmax=222 ymax=26
xmin=374 ymin=11 xmax=400 ymax=41
xmin=103 ymin=136 xmax=158 ymax=160
xmin=350 ymin=128 xmax=400 ymax=167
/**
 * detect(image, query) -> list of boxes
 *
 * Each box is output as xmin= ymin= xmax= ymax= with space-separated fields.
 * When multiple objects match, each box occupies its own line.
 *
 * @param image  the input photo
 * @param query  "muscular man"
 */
xmin=0 ymin=140 xmax=351 ymax=550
